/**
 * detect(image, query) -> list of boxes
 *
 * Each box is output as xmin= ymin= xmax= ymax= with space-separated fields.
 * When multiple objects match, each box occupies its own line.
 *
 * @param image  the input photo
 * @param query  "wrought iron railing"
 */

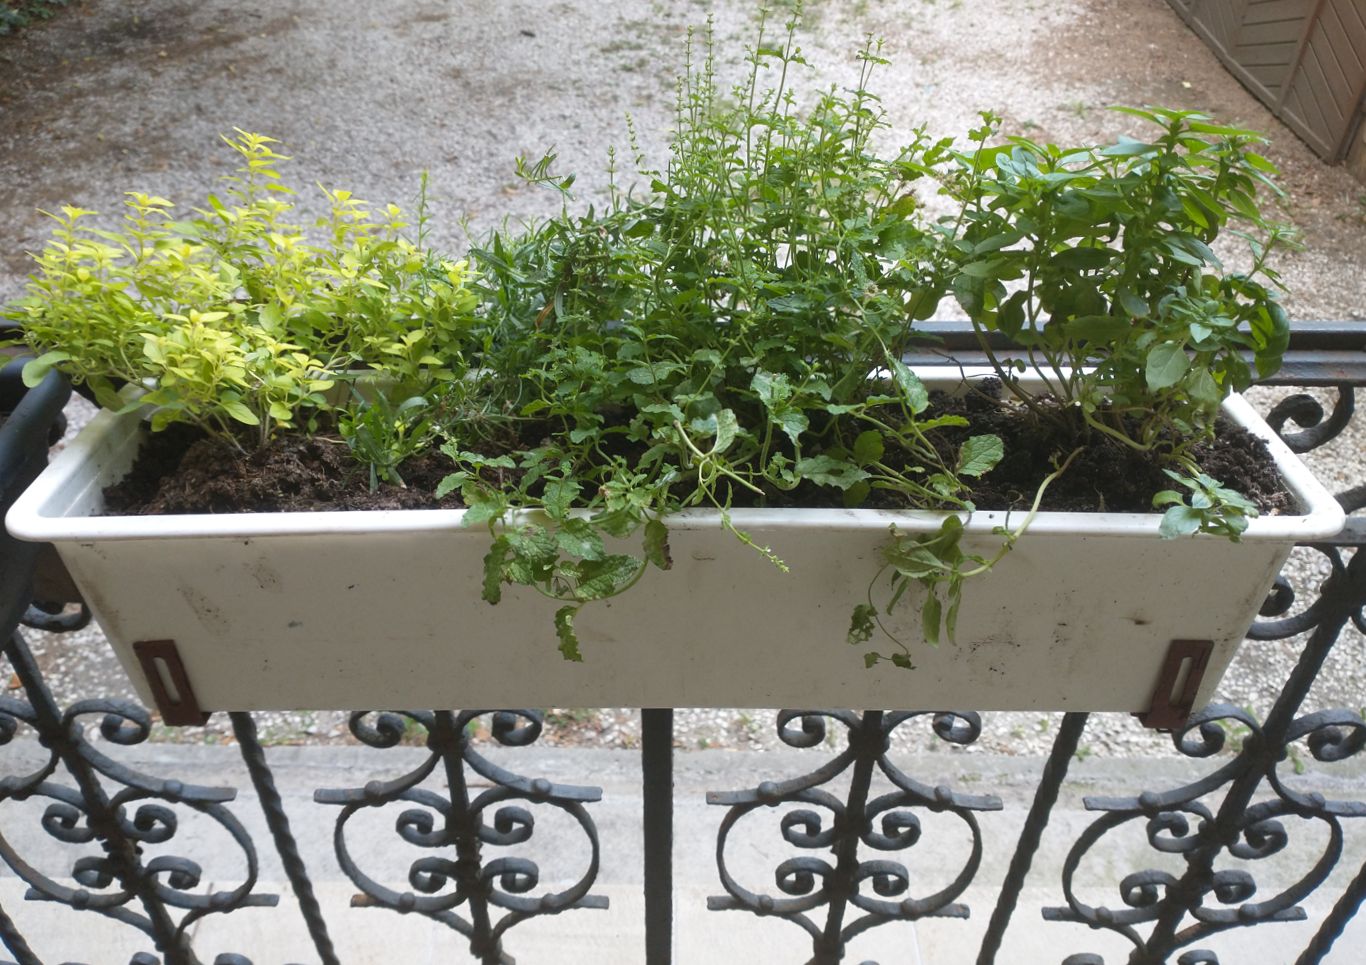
xmin=1 ymin=324 xmax=1363 ymax=964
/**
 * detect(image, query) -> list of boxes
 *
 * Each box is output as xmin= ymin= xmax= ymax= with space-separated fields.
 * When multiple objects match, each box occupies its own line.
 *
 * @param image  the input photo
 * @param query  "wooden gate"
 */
xmin=1166 ymin=0 xmax=1366 ymax=162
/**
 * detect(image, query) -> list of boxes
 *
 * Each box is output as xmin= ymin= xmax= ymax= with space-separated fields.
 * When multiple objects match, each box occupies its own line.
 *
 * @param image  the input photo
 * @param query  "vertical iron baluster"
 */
xmin=4 ymin=631 xmax=200 ymax=965
xmin=976 ymin=711 xmax=1090 ymax=964
xmin=430 ymin=710 xmax=499 ymax=963
xmin=642 ymin=708 xmax=675 ymax=965
xmin=816 ymin=710 xmax=885 ymax=965
xmin=707 ymin=710 xmax=998 ymax=958
xmin=1136 ymin=585 xmax=1357 ymax=961
xmin=1295 ymin=850 xmax=1366 ymax=965
xmin=228 ymin=712 xmax=338 ymax=965
xmin=0 ymin=899 xmax=41 ymax=965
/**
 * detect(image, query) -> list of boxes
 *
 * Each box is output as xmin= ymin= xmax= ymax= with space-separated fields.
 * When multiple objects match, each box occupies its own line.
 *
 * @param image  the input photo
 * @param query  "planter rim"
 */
xmin=5 ymin=367 xmax=1346 ymax=544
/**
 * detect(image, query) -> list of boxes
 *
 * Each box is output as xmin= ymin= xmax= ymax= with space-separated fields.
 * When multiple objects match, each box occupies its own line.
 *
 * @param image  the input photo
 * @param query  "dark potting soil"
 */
xmin=102 ymin=394 xmax=1293 ymax=517
xmin=103 ymin=424 xmax=466 ymax=514
xmin=914 ymin=385 xmax=1294 ymax=516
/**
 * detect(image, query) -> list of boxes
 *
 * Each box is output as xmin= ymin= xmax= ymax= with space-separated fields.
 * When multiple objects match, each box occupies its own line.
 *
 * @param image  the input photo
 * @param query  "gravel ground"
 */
xmin=2 ymin=0 xmax=1363 ymax=758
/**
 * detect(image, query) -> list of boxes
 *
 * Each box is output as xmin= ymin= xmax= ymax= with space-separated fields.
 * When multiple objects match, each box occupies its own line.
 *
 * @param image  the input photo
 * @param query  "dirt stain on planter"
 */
xmin=247 ymin=559 xmax=285 ymax=594
xmin=177 ymin=584 xmax=230 ymax=636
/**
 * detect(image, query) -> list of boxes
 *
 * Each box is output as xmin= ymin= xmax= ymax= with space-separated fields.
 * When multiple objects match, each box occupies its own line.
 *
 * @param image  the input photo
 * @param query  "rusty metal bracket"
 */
xmin=1135 ymin=639 xmax=1214 ymax=731
xmin=132 ymin=639 xmax=209 ymax=726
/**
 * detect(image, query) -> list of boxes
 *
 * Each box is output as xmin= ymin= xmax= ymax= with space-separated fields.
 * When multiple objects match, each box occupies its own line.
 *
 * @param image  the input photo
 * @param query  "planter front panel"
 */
xmin=53 ymin=511 xmax=1286 ymax=713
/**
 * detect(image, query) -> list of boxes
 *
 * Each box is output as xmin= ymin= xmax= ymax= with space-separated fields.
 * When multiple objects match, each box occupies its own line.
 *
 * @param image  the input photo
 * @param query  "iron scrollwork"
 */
xmin=707 ymin=709 xmax=1001 ymax=962
xmin=1029 ymin=369 xmax=1366 ymax=964
xmin=0 ymin=633 xmax=276 ymax=965
xmin=314 ymin=708 xmax=607 ymax=964
xmin=1264 ymin=386 xmax=1357 ymax=455
xmin=1041 ymin=538 xmax=1366 ymax=963
xmin=1043 ymin=698 xmax=1366 ymax=964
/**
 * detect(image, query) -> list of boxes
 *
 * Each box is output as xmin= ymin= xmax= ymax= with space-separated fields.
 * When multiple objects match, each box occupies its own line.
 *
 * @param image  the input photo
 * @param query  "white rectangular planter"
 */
xmin=5 ymin=372 xmax=1345 ymax=715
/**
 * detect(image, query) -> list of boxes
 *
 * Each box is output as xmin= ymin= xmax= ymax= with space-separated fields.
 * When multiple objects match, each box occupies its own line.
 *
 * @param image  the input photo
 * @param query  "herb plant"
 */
xmin=440 ymin=15 xmax=1005 ymax=659
xmin=944 ymin=107 xmax=1292 ymax=493
xmin=845 ymin=106 xmax=1295 ymax=666
xmin=6 ymin=132 xmax=477 ymax=451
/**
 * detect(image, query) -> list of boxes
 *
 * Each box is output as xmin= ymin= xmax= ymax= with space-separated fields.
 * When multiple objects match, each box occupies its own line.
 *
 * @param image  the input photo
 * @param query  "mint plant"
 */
xmin=845 ymin=107 xmax=1295 ymax=662
xmin=942 ymin=107 xmax=1293 ymax=503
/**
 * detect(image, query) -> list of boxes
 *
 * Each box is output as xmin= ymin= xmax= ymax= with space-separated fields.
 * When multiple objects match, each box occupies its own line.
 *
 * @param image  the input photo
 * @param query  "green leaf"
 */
xmin=1066 ymin=315 xmax=1130 ymax=343
xmin=554 ymin=605 xmax=583 ymax=662
xmin=952 ymin=272 xmax=986 ymax=315
xmin=972 ymin=231 xmax=1021 ymax=255
xmin=695 ymin=409 xmax=739 ymax=455
xmin=888 ymin=357 xmax=928 ymax=413
xmin=1145 ymin=342 xmax=1190 ymax=390
xmin=482 ymin=537 xmax=511 ymax=605
xmin=922 ymin=593 xmax=942 ymax=646
xmin=643 ymin=519 xmax=672 ymax=570
xmin=434 ymin=472 xmax=465 ymax=500
xmin=1159 ymin=505 xmax=1204 ymax=539
xmin=884 ymin=543 xmax=948 ymax=580
xmin=843 ymin=480 xmax=871 ymax=508
xmin=796 ymin=455 xmax=870 ymax=491
xmin=220 ymin=400 xmax=260 ymax=425
xmin=849 ymin=603 xmax=876 ymax=645
xmin=542 ymin=478 xmax=581 ymax=520
xmin=774 ymin=408 xmax=808 ymax=447
xmin=957 ymin=434 xmax=1003 ymax=477
xmin=462 ymin=487 xmax=508 ymax=526
xmin=1162 ymin=239 xmax=1204 ymax=267
xmin=1180 ymin=195 xmax=1211 ymax=230
xmin=958 ymin=260 xmax=998 ymax=278
xmin=1152 ymin=489 xmax=1184 ymax=508
xmin=884 ymin=194 xmax=920 ymax=219
xmin=907 ymin=288 xmax=940 ymax=321
xmin=1186 ymin=367 xmax=1220 ymax=407
xmin=944 ymin=585 xmax=961 ymax=643
xmin=1118 ymin=289 xmax=1149 ymax=319
xmin=21 ymin=350 xmax=70 ymax=387
xmin=997 ymin=291 xmax=1027 ymax=339
xmin=751 ymin=369 xmax=792 ymax=407
xmin=574 ymin=555 xmax=644 ymax=601
xmin=1099 ymin=138 xmax=1157 ymax=157
xmin=557 ymin=517 xmax=605 ymax=561
xmin=767 ymin=293 xmax=812 ymax=314
xmin=627 ymin=363 xmax=674 ymax=385
xmin=853 ymin=430 xmax=884 ymax=465
xmin=863 ymin=651 xmax=880 ymax=669
xmin=1051 ymin=247 xmax=1113 ymax=271
xmin=508 ymin=525 xmax=559 ymax=569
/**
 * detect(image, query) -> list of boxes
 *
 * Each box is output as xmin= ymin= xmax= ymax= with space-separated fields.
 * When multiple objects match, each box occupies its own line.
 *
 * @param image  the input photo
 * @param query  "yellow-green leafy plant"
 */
xmin=5 ymin=132 xmax=478 ymax=451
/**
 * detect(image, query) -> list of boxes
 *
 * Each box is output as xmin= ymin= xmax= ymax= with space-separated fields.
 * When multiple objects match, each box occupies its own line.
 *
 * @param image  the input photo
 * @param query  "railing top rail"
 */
xmin=904 ymin=320 xmax=1366 ymax=387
